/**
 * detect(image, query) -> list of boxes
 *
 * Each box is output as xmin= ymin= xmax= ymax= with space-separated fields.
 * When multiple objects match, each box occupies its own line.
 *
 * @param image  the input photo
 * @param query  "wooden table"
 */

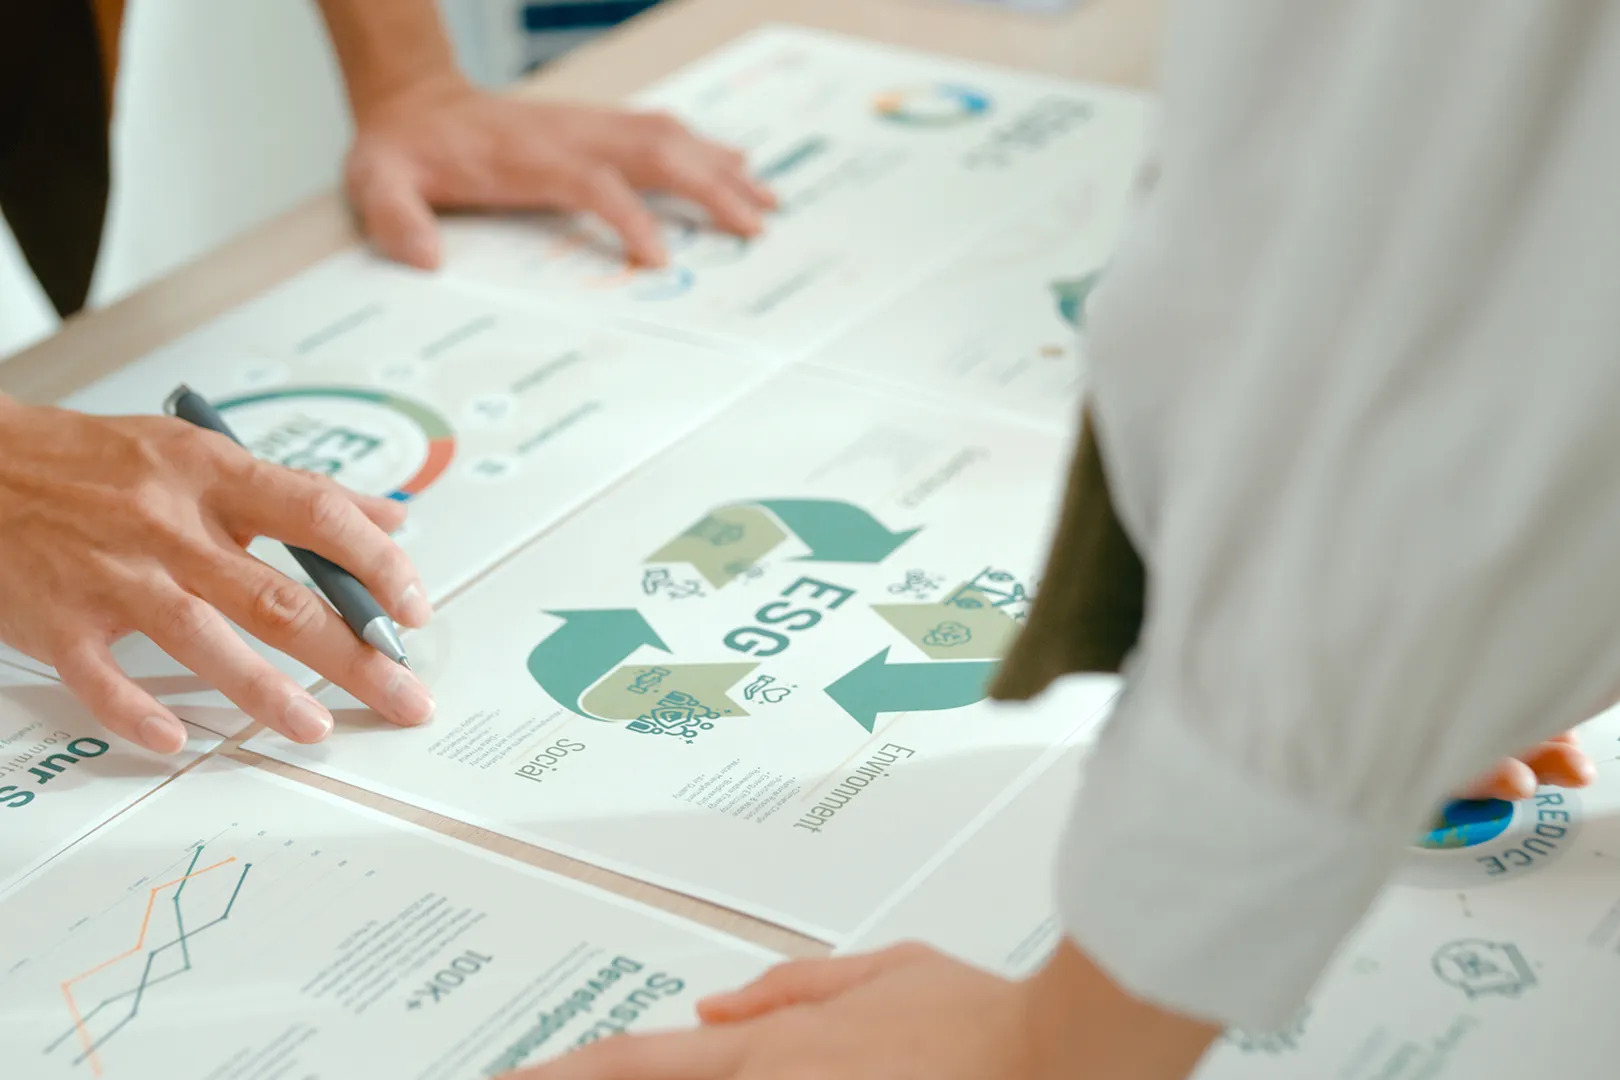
xmin=0 ymin=0 xmax=1161 ymax=960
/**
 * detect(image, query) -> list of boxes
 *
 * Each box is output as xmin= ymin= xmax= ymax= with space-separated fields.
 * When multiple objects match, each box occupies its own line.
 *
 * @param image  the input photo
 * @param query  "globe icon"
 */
xmin=1418 ymin=798 xmax=1515 ymax=850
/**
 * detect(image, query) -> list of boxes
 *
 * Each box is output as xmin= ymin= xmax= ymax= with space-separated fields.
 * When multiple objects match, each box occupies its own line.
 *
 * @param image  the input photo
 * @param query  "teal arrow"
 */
xmin=1051 ymin=270 xmax=1102 ymax=330
xmin=824 ymin=647 xmax=996 ymax=732
xmin=755 ymin=499 xmax=919 ymax=564
xmin=527 ymin=609 xmax=669 ymax=717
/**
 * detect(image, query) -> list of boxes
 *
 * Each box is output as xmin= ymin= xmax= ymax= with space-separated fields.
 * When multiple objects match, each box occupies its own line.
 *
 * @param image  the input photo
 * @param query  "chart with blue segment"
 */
xmin=0 ymin=760 xmax=777 ymax=1079
xmin=439 ymin=26 xmax=1153 ymax=357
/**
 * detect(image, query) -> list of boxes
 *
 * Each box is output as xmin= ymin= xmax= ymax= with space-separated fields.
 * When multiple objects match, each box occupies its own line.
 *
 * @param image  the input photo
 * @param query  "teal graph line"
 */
xmin=755 ymin=137 xmax=828 ymax=183
xmin=44 ymin=845 xmax=253 ymax=1066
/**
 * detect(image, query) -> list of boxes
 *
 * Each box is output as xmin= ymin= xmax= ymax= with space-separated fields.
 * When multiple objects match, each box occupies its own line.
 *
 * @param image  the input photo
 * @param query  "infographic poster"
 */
xmin=0 ymin=759 xmax=779 ymax=1079
xmin=59 ymin=252 xmax=767 ymax=734
xmin=440 ymin=25 xmax=1154 ymax=356
xmin=249 ymin=370 xmax=1084 ymax=940
xmin=0 ymin=665 xmax=217 ymax=897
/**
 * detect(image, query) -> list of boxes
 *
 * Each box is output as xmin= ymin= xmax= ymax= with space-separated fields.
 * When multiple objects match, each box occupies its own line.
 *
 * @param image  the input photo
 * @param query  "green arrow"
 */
xmin=526 ymin=609 xmax=669 ymax=717
xmin=755 ymin=499 xmax=919 ymax=564
xmin=824 ymin=648 xmax=996 ymax=732
xmin=1051 ymin=270 xmax=1102 ymax=330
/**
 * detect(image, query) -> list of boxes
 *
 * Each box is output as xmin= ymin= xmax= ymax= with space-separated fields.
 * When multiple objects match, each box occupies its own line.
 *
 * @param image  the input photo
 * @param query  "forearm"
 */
xmin=1026 ymin=940 xmax=1219 ymax=1080
xmin=313 ymin=0 xmax=464 ymax=120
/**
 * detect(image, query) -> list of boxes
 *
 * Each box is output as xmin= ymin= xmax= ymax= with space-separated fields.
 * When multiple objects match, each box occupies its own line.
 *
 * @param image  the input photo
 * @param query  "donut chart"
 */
xmin=216 ymin=386 xmax=456 ymax=502
xmin=873 ymin=84 xmax=992 ymax=127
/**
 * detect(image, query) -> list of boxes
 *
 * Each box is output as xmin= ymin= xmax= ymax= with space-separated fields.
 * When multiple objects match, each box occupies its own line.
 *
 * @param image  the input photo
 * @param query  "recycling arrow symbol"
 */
xmin=647 ymin=498 xmax=919 ymax=589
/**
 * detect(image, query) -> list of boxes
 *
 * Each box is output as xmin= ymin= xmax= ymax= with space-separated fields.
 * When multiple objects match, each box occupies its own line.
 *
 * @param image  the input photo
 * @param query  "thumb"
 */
xmin=347 ymin=148 xmax=442 ymax=270
xmin=696 ymin=945 xmax=928 ymax=1025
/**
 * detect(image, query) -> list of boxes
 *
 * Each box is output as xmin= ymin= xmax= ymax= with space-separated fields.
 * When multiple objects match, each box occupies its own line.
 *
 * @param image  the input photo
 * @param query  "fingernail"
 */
xmin=389 ymin=668 xmax=435 ymax=726
xmin=1508 ymin=763 xmax=1538 ymax=799
xmin=399 ymin=582 xmax=433 ymax=628
xmin=1562 ymin=756 xmax=1599 ymax=787
xmin=405 ymin=231 xmax=441 ymax=269
xmin=136 ymin=715 xmax=187 ymax=755
xmin=284 ymin=695 xmax=334 ymax=743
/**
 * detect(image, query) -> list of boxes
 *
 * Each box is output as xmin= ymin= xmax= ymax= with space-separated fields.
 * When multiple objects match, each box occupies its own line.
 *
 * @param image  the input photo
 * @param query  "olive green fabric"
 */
xmin=990 ymin=407 xmax=1146 ymax=699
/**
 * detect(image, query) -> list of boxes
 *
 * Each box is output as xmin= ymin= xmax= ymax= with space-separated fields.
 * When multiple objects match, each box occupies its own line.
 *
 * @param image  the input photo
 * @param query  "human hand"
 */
xmin=344 ymin=76 xmax=776 ymax=271
xmin=507 ymin=942 xmax=1217 ymax=1080
xmin=1459 ymin=730 xmax=1595 ymax=801
xmin=0 ymin=399 xmax=436 ymax=753
xmin=506 ymin=945 xmax=1042 ymax=1080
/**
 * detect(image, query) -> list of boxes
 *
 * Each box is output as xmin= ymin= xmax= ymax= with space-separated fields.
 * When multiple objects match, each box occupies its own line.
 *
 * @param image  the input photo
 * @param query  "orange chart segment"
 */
xmin=55 ymin=851 xmax=244 ymax=1077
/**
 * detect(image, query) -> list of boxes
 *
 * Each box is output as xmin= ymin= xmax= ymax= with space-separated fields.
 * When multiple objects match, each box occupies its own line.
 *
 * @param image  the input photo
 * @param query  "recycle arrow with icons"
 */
xmin=524 ymin=498 xmax=1019 ymax=738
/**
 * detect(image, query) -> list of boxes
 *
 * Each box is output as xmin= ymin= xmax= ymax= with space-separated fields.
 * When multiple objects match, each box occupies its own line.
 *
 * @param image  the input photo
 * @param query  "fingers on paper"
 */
xmin=615 ymin=112 xmax=773 ymax=237
xmin=1456 ymin=757 xmax=1538 ymax=802
xmin=54 ymin=639 xmax=187 ymax=755
xmin=1519 ymin=735 xmax=1596 ymax=787
xmin=697 ymin=943 xmax=929 ymax=1024
xmin=349 ymin=150 xmax=444 ymax=270
xmin=1456 ymin=732 xmax=1596 ymax=801
xmin=510 ymin=1029 xmax=743 ymax=1080
xmin=562 ymin=163 xmax=669 ymax=268
xmin=227 ymin=461 xmax=430 ymax=630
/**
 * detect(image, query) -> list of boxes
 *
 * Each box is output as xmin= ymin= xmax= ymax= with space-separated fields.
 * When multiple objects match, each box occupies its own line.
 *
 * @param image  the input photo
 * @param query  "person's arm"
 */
xmin=1058 ymin=0 xmax=1620 ymax=1033
xmin=310 ymin=0 xmax=774 ymax=270
xmin=312 ymin=0 xmax=462 ymax=122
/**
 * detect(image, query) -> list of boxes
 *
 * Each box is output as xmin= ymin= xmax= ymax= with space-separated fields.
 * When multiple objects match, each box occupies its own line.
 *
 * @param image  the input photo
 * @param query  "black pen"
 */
xmin=164 ymin=384 xmax=411 ymax=668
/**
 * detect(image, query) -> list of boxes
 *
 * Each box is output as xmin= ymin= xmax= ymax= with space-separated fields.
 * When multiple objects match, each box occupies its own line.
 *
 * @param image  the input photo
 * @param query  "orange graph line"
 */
xmin=59 ymin=856 xmax=237 ymax=1077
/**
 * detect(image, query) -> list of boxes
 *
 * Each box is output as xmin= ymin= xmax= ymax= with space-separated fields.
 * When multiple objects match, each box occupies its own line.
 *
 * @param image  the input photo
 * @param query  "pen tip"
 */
xmin=398 ymin=657 xmax=412 ymax=670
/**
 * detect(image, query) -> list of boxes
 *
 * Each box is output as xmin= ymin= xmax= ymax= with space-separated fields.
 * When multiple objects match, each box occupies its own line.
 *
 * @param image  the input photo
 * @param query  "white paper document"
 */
xmin=0 ymin=644 xmax=59 ymax=680
xmin=804 ymin=168 xmax=1134 ymax=433
xmin=0 ymin=664 xmax=218 ymax=897
xmin=246 ymin=370 xmax=1093 ymax=940
xmin=60 ymin=252 xmax=768 ymax=735
xmin=842 ymin=684 xmax=1114 ymax=974
xmin=843 ymin=698 xmax=1620 ymax=1078
xmin=0 ymin=758 xmax=780 ymax=1079
xmin=440 ymin=25 xmax=1153 ymax=357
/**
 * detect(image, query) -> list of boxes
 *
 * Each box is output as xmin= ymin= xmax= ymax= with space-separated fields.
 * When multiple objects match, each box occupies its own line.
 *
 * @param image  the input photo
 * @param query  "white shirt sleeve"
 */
xmin=1058 ymin=0 xmax=1620 ymax=1031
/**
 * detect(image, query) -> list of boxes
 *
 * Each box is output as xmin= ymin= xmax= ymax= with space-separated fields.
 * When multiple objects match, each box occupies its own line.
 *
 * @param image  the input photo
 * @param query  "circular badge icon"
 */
xmin=217 ymin=386 xmax=455 ymax=502
xmin=1401 ymin=790 xmax=1580 ymax=889
xmin=873 ymin=84 xmax=992 ymax=127
xmin=1418 ymin=799 xmax=1515 ymax=850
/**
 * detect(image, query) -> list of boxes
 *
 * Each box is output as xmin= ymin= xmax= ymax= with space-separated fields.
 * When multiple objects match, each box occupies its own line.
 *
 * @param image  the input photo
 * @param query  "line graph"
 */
xmin=45 ymin=844 xmax=253 ymax=1076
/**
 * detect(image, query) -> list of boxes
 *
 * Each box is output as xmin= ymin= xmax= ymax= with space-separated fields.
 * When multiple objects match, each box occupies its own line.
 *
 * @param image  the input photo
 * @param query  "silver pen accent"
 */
xmin=362 ymin=617 xmax=411 ymax=668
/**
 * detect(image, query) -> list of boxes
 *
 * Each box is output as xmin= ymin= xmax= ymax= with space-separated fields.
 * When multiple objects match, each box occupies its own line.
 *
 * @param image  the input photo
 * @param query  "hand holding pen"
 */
xmin=167 ymin=386 xmax=414 ymax=668
xmin=144 ymin=384 xmax=436 ymax=741
xmin=0 ymin=391 xmax=435 ymax=753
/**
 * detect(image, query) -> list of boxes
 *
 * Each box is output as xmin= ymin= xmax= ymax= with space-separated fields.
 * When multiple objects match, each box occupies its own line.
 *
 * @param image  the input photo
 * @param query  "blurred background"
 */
xmin=0 ymin=0 xmax=659 ymax=359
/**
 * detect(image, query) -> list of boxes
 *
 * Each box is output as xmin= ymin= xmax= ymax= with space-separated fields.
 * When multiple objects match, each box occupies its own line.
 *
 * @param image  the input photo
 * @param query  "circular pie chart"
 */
xmin=216 ymin=386 xmax=456 ymax=502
